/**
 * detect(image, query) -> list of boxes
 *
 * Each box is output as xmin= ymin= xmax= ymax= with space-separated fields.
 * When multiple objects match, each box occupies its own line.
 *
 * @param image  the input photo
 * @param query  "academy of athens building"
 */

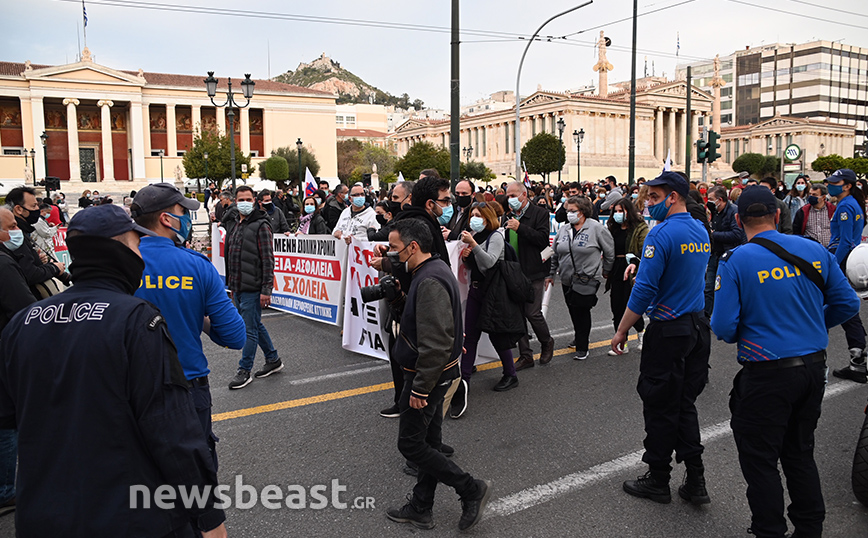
xmin=0 ymin=48 xmax=338 ymax=193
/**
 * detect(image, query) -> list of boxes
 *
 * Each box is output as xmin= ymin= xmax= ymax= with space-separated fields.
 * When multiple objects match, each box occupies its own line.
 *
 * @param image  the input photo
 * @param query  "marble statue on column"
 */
xmin=710 ymin=54 xmax=726 ymax=134
xmin=593 ymin=31 xmax=614 ymax=98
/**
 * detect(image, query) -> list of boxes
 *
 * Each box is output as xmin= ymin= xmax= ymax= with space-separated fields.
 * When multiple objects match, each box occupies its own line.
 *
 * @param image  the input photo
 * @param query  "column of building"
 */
xmin=166 ymin=103 xmax=177 ymax=158
xmin=655 ymin=108 xmax=664 ymax=162
xmin=63 ymin=98 xmax=81 ymax=180
xmin=31 ymin=97 xmax=46 ymax=180
xmin=667 ymin=109 xmax=677 ymax=166
xmin=98 ymin=100 xmax=114 ymax=181
xmin=129 ymin=99 xmax=147 ymax=181
xmin=240 ymin=107 xmax=251 ymax=155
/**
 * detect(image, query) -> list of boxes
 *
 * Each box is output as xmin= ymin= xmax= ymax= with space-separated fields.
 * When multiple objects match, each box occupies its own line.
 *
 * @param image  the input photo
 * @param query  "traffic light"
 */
xmin=696 ymin=139 xmax=708 ymax=163
xmin=707 ymin=130 xmax=722 ymax=163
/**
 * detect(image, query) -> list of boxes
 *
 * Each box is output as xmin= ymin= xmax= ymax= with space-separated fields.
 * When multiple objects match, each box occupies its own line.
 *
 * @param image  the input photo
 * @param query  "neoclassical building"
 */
xmin=0 ymin=48 xmax=338 ymax=192
xmin=393 ymin=79 xmax=715 ymax=183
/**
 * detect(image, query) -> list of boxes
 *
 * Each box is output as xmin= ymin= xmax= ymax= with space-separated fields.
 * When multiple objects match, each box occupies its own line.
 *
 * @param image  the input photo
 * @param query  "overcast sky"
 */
xmin=3 ymin=0 xmax=866 ymax=110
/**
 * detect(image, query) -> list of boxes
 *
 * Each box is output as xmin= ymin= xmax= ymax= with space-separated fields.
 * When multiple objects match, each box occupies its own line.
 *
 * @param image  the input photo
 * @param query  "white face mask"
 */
xmin=567 ymin=211 xmax=581 ymax=225
xmin=237 ymin=201 xmax=255 ymax=215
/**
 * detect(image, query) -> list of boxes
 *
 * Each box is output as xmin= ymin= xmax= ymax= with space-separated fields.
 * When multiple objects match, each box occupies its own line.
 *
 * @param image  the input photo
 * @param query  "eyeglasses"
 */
xmin=435 ymin=197 xmax=452 ymax=206
xmin=471 ymin=201 xmax=489 ymax=209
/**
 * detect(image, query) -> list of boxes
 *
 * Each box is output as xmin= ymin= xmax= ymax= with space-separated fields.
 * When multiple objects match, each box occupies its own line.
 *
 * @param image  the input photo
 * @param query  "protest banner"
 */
xmin=341 ymin=238 xmax=389 ymax=360
xmin=52 ymin=226 xmax=71 ymax=268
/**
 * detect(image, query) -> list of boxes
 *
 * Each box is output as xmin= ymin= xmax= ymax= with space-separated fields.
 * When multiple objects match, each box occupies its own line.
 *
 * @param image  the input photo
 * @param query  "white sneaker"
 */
xmin=636 ymin=332 xmax=644 ymax=351
xmin=574 ymin=350 xmax=589 ymax=360
xmin=607 ymin=343 xmax=628 ymax=356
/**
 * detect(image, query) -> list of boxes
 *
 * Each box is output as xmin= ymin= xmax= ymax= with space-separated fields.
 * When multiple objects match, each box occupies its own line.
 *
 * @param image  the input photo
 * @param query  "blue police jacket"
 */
xmin=828 ymin=194 xmax=864 ymax=266
xmin=627 ymin=212 xmax=710 ymax=321
xmin=135 ymin=236 xmax=246 ymax=379
xmin=711 ymin=229 xmax=860 ymax=361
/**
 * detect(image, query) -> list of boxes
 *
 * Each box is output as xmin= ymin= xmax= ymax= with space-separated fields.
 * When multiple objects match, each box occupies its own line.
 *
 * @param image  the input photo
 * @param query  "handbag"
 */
xmin=567 ymin=228 xmax=600 ymax=296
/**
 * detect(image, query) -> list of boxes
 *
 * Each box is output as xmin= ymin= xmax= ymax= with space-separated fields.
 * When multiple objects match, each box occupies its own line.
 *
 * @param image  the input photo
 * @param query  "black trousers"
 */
xmin=730 ymin=360 xmax=826 ymax=538
xmin=609 ymin=267 xmax=644 ymax=333
xmin=388 ymin=331 xmax=404 ymax=404
xmin=190 ymin=383 xmax=218 ymax=472
xmin=398 ymin=370 xmax=475 ymax=510
xmin=638 ymin=312 xmax=710 ymax=475
xmin=562 ymin=285 xmax=598 ymax=353
xmin=841 ymin=312 xmax=867 ymax=351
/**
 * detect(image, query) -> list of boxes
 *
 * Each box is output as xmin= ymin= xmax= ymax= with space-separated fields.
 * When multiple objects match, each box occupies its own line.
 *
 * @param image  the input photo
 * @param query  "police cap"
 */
xmin=737 ymin=185 xmax=777 ymax=219
xmin=830 ymin=168 xmax=858 ymax=184
xmin=68 ymin=204 xmax=156 ymax=238
xmin=131 ymin=183 xmax=200 ymax=218
xmin=644 ymin=171 xmax=689 ymax=198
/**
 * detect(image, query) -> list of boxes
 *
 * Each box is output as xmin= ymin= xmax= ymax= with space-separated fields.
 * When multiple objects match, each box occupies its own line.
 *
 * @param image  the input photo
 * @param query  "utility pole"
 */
xmin=685 ymin=66 xmax=692 ymax=180
xmin=627 ymin=0 xmax=638 ymax=185
xmin=701 ymin=125 xmax=708 ymax=184
xmin=450 ymin=0 xmax=460 ymax=190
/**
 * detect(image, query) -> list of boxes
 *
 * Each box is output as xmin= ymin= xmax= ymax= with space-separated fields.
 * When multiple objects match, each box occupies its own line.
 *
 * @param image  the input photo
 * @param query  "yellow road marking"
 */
xmin=212 ymin=334 xmax=637 ymax=423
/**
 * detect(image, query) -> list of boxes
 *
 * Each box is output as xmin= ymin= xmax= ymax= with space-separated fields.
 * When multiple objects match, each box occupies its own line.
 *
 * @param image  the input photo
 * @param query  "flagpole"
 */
xmin=82 ymin=1 xmax=88 ymax=50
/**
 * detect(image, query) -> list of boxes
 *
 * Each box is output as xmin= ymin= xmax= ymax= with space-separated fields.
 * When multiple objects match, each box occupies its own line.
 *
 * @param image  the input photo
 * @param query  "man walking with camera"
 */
xmin=385 ymin=219 xmax=491 ymax=532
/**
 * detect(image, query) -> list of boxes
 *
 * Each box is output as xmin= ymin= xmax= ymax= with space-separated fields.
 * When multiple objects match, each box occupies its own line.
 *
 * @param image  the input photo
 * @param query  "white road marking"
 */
xmin=486 ymin=379 xmax=861 ymax=519
xmin=289 ymin=364 xmax=389 ymax=386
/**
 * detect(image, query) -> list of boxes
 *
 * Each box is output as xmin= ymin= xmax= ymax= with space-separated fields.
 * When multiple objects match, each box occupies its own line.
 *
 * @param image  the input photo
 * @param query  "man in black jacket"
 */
xmin=4 ymin=186 xmax=66 ymax=297
xmin=323 ymin=184 xmax=348 ymax=232
xmin=445 ymin=180 xmax=475 ymax=240
xmin=704 ymin=186 xmax=746 ymax=317
xmin=385 ymin=219 xmax=491 ymax=532
xmin=0 ymin=204 xmax=227 ymax=537
xmin=504 ymin=181 xmax=555 ymax=369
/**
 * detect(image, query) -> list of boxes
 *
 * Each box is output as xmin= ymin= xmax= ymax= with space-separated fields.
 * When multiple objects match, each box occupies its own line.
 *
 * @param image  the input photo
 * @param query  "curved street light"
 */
xmin=204 ymin=71 xmax=255 ymax=191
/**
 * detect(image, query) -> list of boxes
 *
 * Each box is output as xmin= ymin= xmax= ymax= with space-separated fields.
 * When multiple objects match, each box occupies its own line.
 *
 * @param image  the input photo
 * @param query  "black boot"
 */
xmin=623 ymin=470 xmax=671 ymax=503
xmin=678 ymin=460 xmax=711 ymax=505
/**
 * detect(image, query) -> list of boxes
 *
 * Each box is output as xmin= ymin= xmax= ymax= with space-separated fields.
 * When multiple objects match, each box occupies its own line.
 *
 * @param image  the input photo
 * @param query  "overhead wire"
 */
xmin=726 ymin=0 xmax=868 ymax=30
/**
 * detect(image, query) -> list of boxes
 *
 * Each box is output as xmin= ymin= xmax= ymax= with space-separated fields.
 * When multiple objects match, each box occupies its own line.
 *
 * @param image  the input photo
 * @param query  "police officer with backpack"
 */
xmin=711 ymin=185 xmax=859 ymax=538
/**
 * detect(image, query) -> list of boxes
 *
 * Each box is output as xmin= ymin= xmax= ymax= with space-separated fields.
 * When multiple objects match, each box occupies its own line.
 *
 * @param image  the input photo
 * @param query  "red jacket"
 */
xmin=794 ymin=202 xmax=835 ymax=236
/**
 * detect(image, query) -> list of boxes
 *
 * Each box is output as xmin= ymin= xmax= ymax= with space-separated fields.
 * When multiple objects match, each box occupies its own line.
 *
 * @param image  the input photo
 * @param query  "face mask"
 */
xmin=827 ymin=183 xmax=844 ymax=197
xmin=352 ymin=196 xmax=366 ymax=208
xmin=508 ymin=196 xmax=522 ymax=212
xmin=165 ymin=212 xmax=192 ymax=244
xmin=699 ymin=188 xmax=707 ymax=195
xmin=807 ymin=195 xmax=819 ymax=207
xmin=742 ymin=178 xmax=749 ymax=185
xmin=237 ymin=201 xmax=255 ymax=215
xmin=263 ymin=202 xmax=274 ymax=213
xmin=648 ymin=196 xmax=670 ymax=221
xmin=469 ymin=216 xmax=485 ymax=232
xmin=2 ymin=229 xmax=24 ymax=250
xmin=23 ymin=208 xmax=40 ymax=225
xmin=456 ymin=195 xmax=473 ymax=208
xmin=376 ymin=214 xmax=388 ymax=226
xmin=796 ymin=183 xmax=806 ymax=192
xmin=386 ymin=244 xmax=410 ymax=274
xmin=631 ymin=193 xmax=639 ymax=200
xmin=438 ymin=204 xmax=454 ymax=225
xmin=387 ymin=201 xmax=403 ymax=215
xmin=561 ymin=196 xmax=567 ymax=204
xmin=304 ymin=204 xmax=316 ymax=214
xmin=612 ymin=212 xmax=625 ymax=224
xmin=567 ymin=211 xmax=581 ymax=225
xmin=706 ymin=201 xmax=717 ymax=213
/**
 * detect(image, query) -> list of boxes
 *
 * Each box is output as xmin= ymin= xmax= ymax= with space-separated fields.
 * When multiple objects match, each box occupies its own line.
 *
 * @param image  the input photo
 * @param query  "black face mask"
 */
xmin=67 ymin=235 xmax=145 ymax=294
xmin=23 ymin=207 xmax=41 ymax=225
xmin=706 ymin=201 xmax=717 ymax=213
xmin=807 ymin=195 xmax=819 ymax=207
xmin=388 ymin=201 xmax=404 ymax=215
xmin=263 ymin=202 xmax=274 ymax=213
xmin=456 ymin=195 xmax=473 ymax=208
xmin=376 ymin=214 xmax=388 ymax=226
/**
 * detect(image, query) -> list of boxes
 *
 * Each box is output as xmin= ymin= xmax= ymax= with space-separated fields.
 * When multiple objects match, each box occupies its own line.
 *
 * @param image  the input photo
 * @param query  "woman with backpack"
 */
xmin=451 ymin=202 xmax=524 ymax=419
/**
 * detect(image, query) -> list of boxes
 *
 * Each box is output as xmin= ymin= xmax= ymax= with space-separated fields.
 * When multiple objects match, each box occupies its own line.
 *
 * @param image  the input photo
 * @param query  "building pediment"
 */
xmin=519 ymin=91 xmax=565 ymax=107
xmin=756 ymin=116 xmax=807 ymax=128
xmin=25 ymin=61 xmax=145 ymax=87
xmin=639 ymin=81 xmax=712 ymax=102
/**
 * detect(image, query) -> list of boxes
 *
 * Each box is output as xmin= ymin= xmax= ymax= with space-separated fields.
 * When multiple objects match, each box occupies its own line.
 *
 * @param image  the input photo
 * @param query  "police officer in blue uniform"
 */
xmin=132 ymin=183 xmax=247 ymax=471
xmin=611 ymin=171 xmax=712 ymax=505
xmin=826 ymin=168 xmax=868 ymax=383
xmin=0 ymin=204 xmax=227 ymax=537
xmin=711 ymin=186 xmax=859 ymax=538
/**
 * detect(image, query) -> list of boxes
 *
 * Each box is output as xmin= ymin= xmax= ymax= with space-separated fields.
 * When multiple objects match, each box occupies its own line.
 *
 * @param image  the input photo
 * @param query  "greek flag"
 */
xmin=82 ymin=0 xmax=88 ymax=27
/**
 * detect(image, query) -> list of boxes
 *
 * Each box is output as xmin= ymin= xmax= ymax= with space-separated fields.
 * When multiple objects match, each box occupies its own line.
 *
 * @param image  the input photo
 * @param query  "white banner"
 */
xmin=445 ymin=240 xmax=500 ymax=364
xmin=211 ymin=225 xmax=347 ymax=325
xmin=341 ymin=238 xmax=390 ymax=359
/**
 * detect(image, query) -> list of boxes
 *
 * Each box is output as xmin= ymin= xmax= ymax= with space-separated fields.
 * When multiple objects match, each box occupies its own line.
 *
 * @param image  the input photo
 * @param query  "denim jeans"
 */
xmin=234 ymin=291 xmax=278 ymax=372
xmin=0 ymin=428 xmax=16 ymax=501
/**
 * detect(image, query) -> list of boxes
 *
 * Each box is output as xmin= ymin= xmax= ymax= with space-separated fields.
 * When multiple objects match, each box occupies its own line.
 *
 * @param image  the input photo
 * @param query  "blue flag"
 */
xmin=82 ymin=0 xmax=88 ymax=28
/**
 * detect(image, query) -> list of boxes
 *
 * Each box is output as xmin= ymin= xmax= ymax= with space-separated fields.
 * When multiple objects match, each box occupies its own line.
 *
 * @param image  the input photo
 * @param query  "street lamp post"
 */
xmin=573 ymin=128 xmax=584 ymax=184
xmin=514 ymin=2 xmax=593 ymax=176
xmin=202 ymin=152 xmax=208 ymax=194
xmin=556 ymin=116 xmax=565 ymax=185
xmin=39 ymin=131 xmax=48 ymax=182
xmin=296 ymin=138 xmax=303 ymax=189
xmin=159 ymin=149 xmax=164 ymax=182
xmin=204 ymin=71 xmax=255 ymax=192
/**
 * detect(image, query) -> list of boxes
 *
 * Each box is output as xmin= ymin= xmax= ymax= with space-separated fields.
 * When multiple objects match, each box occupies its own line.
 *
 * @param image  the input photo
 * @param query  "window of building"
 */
xmin=726 ymin=140 xmax=731 ymax=163
xmin=176 ymin=150 xmax=185 ymax=157
xmin=531 ymin=118 xmax=536 ymax=137
xmin=151 ymin=149 xmax=165 ymax=157
xmin=720 ymin=87 xmax=732 ymax=97
xmin=249 ymin=150 xmax=259 ymax=157
xmin=346 ymin=115 xmax=356 ymax=125
xmin=734 ymin=139 xmax=740 ymax=156
xmin=505 ymin=124 xmax=510 ymax=153
xmin=336 ymin=115 xmax=344 ymax=124
xmin=2 ymin=148 xmax=23 ymax=155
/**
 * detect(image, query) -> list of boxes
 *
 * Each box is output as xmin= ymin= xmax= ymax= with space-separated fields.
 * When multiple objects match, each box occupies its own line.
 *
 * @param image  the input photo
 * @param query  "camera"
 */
xmin=360 ymin=274 xmax=399 ymax=303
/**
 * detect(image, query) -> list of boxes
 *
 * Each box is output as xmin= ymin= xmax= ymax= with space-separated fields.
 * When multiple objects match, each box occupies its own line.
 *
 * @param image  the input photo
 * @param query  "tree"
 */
xmin=811 ymin=154 xmax=847 ymax=177
xmin=263 ymin=155 xmax=289 ymax=182
xmin=461 ymin=161 xmax=494 ymax=182
xmin=394 ymin=141 xmax=451 ymax=181
xmin=182 ymin=129 xmax=253 ymax=190
xmin=350 ymin=143 xmax=397 ymax=181
xmin=258 ymin=145 xmax=320 ymax=187
xmin=731 ymin=152 xmax=766 ymax=178
xmin=337 ymin=139 xmax=364 ymax=182
xmin=846 ymin=156 xmax=868 ymax=179
xmin=761 ymin=155 xmax=781 ymax=178
xmin=521 ymin=133 xmax=566 ymax=183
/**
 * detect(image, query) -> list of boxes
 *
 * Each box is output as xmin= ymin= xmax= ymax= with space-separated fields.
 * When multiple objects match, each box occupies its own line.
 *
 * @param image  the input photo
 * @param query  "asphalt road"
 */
xmin=3 ymin=293 xmax=867 ymax=537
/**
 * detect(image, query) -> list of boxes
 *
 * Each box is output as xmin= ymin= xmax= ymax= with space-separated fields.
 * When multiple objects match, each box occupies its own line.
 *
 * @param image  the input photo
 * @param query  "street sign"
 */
xmin=241 ymin=164 xmax=248 ymax=173
xmin=784 ymin=144 xmax=801 ymax=161
xmin=784 ymin=162 xmax=801 ymax=171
